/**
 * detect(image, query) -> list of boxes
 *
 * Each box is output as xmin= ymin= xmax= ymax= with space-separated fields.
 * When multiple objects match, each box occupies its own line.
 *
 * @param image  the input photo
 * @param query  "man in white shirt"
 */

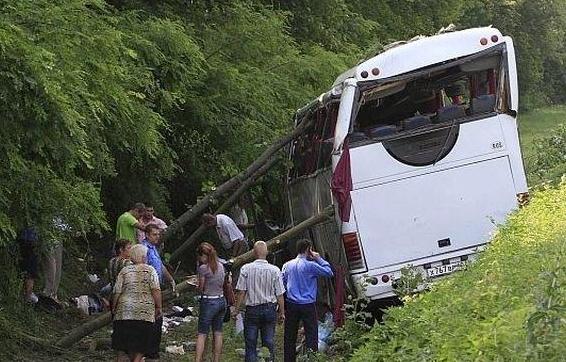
xmin=202 ymin=213 xmax=248 ymax=258
xmin=233 ymin=241 xmax=285 ymax=362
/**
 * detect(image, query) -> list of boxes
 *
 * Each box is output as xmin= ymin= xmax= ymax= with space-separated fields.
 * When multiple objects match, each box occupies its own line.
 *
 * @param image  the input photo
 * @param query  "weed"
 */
xmin=532 ymin=123 xmax=566 ymax=183
xmin=393 ymin=265 xmax=426 ymax=301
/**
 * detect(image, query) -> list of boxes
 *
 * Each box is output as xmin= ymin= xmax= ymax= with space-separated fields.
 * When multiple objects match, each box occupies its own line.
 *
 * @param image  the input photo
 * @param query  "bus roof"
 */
xmin=332 ymin=27 xmax=505 ymax=87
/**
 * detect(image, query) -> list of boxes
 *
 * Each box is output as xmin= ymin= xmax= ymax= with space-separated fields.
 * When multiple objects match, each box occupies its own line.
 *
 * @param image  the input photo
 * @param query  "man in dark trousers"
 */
xmin=281 ymin=239 xmax=333 ymax=362
xmin=233 ymin=241 xmax=285 ymax=362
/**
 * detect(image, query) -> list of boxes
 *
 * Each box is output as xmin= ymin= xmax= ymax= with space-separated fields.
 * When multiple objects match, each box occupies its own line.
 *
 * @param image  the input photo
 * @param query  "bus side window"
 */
xmin=290 ymin=114 xmax=318 ymax=179
xmin=289 ymin=104 xmax=338 ymax=180
xmin=318 ymin=104 xmax=338 ymax=169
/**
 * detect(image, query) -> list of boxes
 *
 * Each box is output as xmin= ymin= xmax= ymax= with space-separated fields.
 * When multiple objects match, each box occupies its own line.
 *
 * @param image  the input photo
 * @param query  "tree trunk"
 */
xmin=162 ymin=118 xmax=313 ymax=245
xmin=231 ymin=205 xmax=335 ymax=269
xmin=56 ymin=279 xmax=197 ymax=348
xmin=57 ymin=312 xmax=113 ymax=349
xmin=168 ymin=155 xmax=281 ymax=264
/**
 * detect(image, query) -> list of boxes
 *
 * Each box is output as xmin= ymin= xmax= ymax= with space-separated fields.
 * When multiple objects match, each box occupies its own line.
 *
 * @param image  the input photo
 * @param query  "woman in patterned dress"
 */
xmin=111 ymin=244 xmax=162 ymax=362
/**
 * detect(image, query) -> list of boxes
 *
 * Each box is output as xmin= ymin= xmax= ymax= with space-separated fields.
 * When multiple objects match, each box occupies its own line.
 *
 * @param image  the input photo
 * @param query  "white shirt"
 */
xmin=216 ymin=214 xmax=244 ymax=250
xmin=235 ymin=259 xmax=285 ymax=306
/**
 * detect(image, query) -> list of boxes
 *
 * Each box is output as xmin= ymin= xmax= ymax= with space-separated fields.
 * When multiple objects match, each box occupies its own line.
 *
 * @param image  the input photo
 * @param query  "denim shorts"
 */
xmin=198 ymin=297 xmax=226 ymax=334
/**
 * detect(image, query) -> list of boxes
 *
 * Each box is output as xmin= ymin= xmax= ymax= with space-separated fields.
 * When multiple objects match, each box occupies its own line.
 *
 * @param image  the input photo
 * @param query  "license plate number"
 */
xmin=426 ymin=262 xmax=462 ymax=278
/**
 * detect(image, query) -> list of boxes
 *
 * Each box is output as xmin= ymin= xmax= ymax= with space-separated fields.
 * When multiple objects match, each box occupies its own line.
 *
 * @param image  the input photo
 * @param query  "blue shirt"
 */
xmin=142 ymin=239 xmax=164 ymax=284
xmin=281 ymin=255 xmax=333 ymax=304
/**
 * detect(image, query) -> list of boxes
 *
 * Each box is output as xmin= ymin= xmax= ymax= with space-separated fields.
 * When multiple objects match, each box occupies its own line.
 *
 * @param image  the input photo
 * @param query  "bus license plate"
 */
xmin=426 ymin=262 xmax=462 ymax=278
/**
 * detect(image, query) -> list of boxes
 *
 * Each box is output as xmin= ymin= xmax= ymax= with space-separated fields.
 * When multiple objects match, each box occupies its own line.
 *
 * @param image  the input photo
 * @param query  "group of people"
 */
xmin=109 ymin=202 xmax=252 ymax=361
xmin=110 ymin=203 xmax=173 ymax=362
xmin=18 ymin=199 xmax=334 ymax=362
xmin=112 ymin=201 xmax=334 ymax=362
xmin=197 ymin=238 xmax=334 ymax=362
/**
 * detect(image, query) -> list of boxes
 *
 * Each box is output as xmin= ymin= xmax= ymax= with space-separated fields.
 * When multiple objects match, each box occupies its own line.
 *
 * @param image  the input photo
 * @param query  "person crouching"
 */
xmin=111 ymin=244 xmax=162 ymax=362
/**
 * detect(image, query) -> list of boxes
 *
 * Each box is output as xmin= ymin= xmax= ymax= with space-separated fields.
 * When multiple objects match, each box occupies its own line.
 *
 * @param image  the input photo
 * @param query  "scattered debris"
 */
xmin=165 ymin=345 xmax=185 ymax=355
xmin=318 ymin=312 xmax=335 ymax=352
xmin=161 ymin=305 xmax=196 ymax=334
xmin=166 ymin=305 xmax=194 ymax=318
xmin=87 ymin=274 xmax=100 ymax=283
xmin=36 ymin=295 xmax=62 ymax=313
xmin=69 ymin=294 xmax=105 ymax=316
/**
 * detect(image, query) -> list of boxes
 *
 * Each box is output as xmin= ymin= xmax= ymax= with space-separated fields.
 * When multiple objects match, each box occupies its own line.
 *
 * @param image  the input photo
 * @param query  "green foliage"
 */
xmin=393 ymin=265 xmax=426 ymax=300
xmin=519 ymin=105 xmax=566 ymax=184
xmin=329 ymin=286 xmax=373 ymax=360
xmin=0 ymin=0 xmax=204 ymax=242
xmin=532 ymin=123 xmax=566 ymax=182
xmin=351 ymin=182 xmax=566 ymax=361
xmin=266 ymin=0 xmax=378 ymax=53
xmin=459 ymin=0 xmax=566 ymax=109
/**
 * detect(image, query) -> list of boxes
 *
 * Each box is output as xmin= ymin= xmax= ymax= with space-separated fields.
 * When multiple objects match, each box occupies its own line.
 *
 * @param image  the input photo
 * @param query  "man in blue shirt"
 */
xmin=142 ymin=224 xmax=176 ymax=361
xmin=281 ymin=239 xmax=333 ymax=362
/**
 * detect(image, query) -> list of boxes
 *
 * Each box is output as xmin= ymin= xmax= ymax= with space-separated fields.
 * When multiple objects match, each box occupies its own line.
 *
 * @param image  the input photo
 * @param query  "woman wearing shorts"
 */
xmin=195 ymin=242 xmax=226 ymax=362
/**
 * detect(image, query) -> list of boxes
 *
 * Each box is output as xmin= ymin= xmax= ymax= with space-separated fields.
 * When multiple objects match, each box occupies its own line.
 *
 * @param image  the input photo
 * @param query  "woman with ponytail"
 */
xmin=195 ymin=242 xmax=226 ymax=362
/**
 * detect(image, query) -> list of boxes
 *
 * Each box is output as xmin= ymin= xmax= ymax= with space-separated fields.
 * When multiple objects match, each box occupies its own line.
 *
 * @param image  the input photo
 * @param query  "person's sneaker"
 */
xmin=25 ymin=293 xmax=39 ymax=304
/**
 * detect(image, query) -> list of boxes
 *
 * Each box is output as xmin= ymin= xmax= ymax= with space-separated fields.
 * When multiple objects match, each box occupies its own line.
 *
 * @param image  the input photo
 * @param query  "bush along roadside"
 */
xmin=351 ymin=181 xmax=566 ymax=362
xmin=532 ymin=123 xmax=566 ymax=184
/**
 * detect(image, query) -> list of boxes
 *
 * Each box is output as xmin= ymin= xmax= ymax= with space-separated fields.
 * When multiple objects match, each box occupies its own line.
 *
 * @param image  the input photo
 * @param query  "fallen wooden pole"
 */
xmin=57 ymin=207 xmax=334 ymax=348
xmin=162 ymin=117 xmax=313 ymax=245
xmin=231 ymin=205 xmax=335 ymax=269
xmin=56 ymin=279 xmax=196 ymax=348
xmin=169 ymin=156 xmax=280 ymax=264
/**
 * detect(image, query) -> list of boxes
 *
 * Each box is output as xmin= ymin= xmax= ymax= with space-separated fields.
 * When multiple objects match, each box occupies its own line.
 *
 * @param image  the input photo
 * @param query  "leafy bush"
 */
xmin=393 ymin=265 xmax=427 ymax=300
xmin=532 ymin=123 xmax=566 ymax=183
xmin=351 ymin=182 xmax=566 ymax=361
xmin=328 ymin=288 xmax=373 ymax=359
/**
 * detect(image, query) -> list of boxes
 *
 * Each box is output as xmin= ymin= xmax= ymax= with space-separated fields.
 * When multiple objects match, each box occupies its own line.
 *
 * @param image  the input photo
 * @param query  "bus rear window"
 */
xmin=352 ymin=54 xmax=505 ymax=143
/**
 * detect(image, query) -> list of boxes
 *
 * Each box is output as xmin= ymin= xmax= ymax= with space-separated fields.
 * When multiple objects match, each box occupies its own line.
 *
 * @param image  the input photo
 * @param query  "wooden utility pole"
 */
xmin=162 ymin=117 xmax=313 ymax=248
xmin=169 ymin=156 xmax=280 ymax=264
xmin=56 ymin=279 xmax=196 ymax=348
xmin=231 ymin=205 xmax=335 ymax=268
xmin=56 ymin=207 xmax=334 ymax=348
xmin=57 ymin=118 xmax=323 ymax=348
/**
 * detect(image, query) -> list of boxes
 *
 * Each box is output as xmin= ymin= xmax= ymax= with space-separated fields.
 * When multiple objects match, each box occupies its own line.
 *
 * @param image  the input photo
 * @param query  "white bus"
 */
xmin=285 ymin=27 xmax=528 ymax=302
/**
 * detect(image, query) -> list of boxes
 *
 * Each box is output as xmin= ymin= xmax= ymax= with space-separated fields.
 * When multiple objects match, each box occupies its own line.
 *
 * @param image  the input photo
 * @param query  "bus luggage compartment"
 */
xmin=350 ymin=156 xmax=518 ymax=270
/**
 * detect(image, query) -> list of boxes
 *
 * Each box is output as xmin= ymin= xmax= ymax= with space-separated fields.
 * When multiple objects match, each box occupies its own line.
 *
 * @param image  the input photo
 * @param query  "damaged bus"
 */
xmin=285 ymin=27 xmax=528 ymax=302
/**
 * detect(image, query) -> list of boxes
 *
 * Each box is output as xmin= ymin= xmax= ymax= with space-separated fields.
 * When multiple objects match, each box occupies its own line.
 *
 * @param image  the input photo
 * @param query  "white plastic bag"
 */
xmin=318 ymin=312 xmax=334 ymax=351
xmin=236 ymin=313 xmax=244 ymax=334
xmin=165 ymin=345 xmax=185 ymax=355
